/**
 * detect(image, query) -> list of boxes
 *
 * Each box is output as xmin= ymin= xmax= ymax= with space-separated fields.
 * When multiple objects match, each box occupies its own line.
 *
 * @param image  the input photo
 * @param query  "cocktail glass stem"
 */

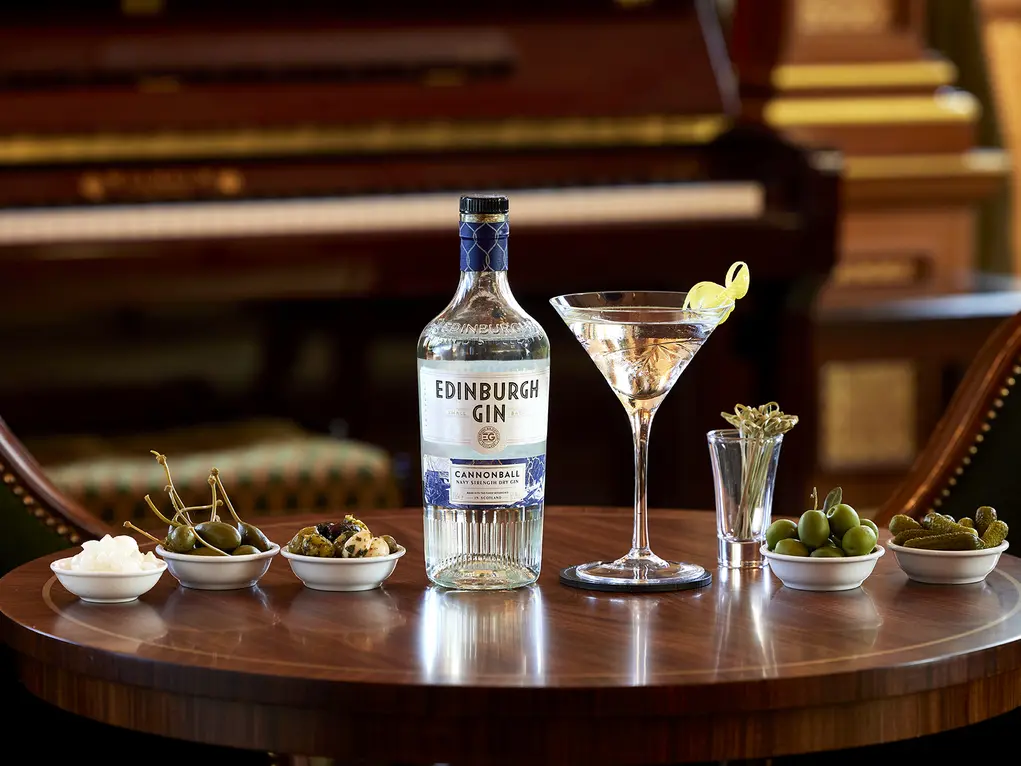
xmin=629 ymin=404 xmax=656 ymax=559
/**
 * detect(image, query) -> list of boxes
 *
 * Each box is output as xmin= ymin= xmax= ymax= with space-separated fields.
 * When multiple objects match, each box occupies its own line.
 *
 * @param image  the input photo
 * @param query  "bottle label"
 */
xmin=423 ymin=454 xmax=546 ymax=507
xmin=420 ymin=365 xmax=549 ymax=508
xmin=460 ymin=220 xmax=509 ymax=272
xmin=419 ymin=366 xmax=549 ymax=449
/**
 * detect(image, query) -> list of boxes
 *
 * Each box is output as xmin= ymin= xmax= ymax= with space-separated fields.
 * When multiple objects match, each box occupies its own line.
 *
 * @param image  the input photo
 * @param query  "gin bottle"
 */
xmin=417 ymin=194 xmax=550 ymax=590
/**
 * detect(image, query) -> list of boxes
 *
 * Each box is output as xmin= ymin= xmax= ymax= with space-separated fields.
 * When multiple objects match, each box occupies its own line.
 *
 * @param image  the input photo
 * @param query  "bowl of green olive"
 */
xmin=887 ymin=507 xmax=1010 ymax=584
xmin=126 ymin=453 xmax=279 ymax=591
xmin=761 ymin=486 xmax=884 ymax=592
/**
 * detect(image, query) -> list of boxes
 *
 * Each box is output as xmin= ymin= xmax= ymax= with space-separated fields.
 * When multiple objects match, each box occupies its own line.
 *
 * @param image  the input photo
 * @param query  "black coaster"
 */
xmin=559 ymin=565 xmax=713 ymax=593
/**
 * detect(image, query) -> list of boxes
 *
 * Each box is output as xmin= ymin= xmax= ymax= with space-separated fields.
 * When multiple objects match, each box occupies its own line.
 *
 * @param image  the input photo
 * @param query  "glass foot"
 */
xmin=575 ymin=552 xmax=707 ymax=586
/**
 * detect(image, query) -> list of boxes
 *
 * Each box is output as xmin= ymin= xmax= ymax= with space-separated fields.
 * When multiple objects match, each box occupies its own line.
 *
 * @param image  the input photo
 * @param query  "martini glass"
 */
xmin=550 ymin=291 xmax=731 ymax=586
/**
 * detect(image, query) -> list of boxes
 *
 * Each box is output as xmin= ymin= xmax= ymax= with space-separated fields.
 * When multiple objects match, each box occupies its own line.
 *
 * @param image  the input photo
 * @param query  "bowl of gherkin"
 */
xmin=125 ymin=453 xmax=279 ymax=591
xmin=886 ymin=507 xmax=1010 ymax=585
xmin=761 ymin=487 xmax=885 ymax=592
xmin=281 ymin=516 xmax=405 ymax=592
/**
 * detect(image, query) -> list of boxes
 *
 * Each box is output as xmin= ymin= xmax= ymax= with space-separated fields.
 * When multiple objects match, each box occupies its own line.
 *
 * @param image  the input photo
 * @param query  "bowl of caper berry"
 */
xmin=126 ymin=454 xmax=279 ymax=591
xmin=887 ymin=507 xmax=1010 ymax=585
xmin=281 ymin=516 xmax=405 ymax=592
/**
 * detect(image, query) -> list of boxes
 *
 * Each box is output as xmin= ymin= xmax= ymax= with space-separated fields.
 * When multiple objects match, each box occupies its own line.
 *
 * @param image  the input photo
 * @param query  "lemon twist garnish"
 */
xmin=683 ymin=261 xmax=749 ymax=323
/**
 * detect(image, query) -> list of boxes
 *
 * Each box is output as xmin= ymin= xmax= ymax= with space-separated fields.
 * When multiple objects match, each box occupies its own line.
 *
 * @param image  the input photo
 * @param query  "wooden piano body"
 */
xmin=0 ymin=0 xmax=839 ymax=513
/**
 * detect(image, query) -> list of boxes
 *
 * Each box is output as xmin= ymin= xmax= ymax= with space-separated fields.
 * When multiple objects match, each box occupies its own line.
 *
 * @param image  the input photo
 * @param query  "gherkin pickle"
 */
xmin=904 ymin=532 xmax=983 ymax=551
xmin=981 ymin=520 xmax=1009 ymax=548
xmin=892 ymin=528 xmax=938 ymax=546
xmin=959 ymin=517 xmax=975 ymax=529
xmin=976 ymin=506 xmax=998 ymax=537
xmin=889 ymin=514 xmax=921 ymax=535
xmin=923 ymin=513 xmax=968 ymax=536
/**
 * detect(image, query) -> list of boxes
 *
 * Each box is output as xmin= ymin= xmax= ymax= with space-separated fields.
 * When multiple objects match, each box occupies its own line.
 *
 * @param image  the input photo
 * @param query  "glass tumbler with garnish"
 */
xmin=550 ymin=263 xmax=749 ymax=590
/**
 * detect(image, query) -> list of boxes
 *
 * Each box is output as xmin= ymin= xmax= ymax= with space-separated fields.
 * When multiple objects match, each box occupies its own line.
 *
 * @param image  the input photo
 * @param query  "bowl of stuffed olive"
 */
xmin=281 ymin=516 xmax=405 ymax=592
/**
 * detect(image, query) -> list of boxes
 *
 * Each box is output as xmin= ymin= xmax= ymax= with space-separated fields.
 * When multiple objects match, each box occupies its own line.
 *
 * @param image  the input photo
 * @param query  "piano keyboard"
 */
xmin=0 ymin=182 xmax=763 ymax=249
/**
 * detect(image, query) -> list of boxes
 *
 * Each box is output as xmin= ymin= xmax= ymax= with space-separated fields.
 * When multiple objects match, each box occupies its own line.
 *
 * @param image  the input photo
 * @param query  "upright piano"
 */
xmin=0 ymin=0 xmax=839 ymax=513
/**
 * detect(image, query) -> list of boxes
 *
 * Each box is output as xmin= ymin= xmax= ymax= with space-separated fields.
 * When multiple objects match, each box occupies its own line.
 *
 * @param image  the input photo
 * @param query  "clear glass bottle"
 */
xmin=417 ymin=194 xmax=550 ymax=590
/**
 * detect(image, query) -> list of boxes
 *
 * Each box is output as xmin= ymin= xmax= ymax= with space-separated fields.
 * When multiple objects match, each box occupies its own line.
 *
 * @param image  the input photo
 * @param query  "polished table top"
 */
xmin=2 ymin=507 xmax=1021 ymax=764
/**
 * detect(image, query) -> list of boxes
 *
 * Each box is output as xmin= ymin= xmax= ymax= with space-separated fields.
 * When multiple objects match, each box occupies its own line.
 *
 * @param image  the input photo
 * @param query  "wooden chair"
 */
xmin=876 ymin=309 xmax=1021 ymax=549
xmin=0 ymin=415 xmax=111 ymax=575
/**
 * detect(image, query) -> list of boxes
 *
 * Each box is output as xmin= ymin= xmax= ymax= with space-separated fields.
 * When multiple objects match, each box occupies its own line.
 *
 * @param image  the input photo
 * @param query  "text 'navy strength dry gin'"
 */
xmin=417 ymin=195 xmax=550 ymax=589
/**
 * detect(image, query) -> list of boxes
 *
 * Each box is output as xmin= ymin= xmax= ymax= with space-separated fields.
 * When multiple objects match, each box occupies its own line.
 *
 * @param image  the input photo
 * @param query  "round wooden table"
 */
xmin=2 ymin=507 xmax=1021 ymax=764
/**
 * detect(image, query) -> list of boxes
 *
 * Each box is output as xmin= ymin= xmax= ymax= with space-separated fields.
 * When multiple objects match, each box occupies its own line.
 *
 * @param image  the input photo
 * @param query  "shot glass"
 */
xmin=708 ymin=429 xmax=784 ymax=568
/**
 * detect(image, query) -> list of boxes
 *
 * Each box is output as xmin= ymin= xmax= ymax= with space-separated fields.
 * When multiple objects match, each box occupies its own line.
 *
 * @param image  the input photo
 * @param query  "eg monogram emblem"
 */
xmin=477 ymin=425 xmax=501 ymax=450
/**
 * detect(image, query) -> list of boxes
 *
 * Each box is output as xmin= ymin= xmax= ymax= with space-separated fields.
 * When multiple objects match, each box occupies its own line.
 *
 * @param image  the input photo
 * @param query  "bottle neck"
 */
xmin=459 ymin=213 xmax=509 ymax=273
xmin=453 ymin=269 xmax=512 ymax=302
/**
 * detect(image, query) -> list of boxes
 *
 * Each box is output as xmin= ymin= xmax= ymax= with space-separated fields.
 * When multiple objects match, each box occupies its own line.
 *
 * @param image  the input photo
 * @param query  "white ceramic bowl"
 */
xmin=156 ymin=543 xmax=280 ymax=590
xmin=50 ymin=557 xmax=167 ymax=603
xmin=888 ymin=540 xmax=1009 ymax=584
xmin=281 ymin=546 xmax=406 ymax=591
xmin=761 ymin=544 xmax=885 ymax=591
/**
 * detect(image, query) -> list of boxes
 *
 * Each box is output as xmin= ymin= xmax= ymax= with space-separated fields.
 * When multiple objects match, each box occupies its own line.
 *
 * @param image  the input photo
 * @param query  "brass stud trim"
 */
xmin=1008 ymin=377 xmax=1016 ymax=386
xmin=0 ymin=459 xmax=88 ymax=544
xmin=949 ymin=477 xmax=958 ymax=486
xmin=963 ymin=457 xmax=972 ymax=465
xmin=1014 ymin=365 xmax=1021 ymax=375
xmin=988 ymin=410 xmax=998 ymax=419
xmin=934 ymin=498 xmax=943 ymax=507
xmin=955 ymin=466 xmax=964 ymax=475
xmin=976 ymin=434 xmax=985 ymax=443
xmin=969 ymin=446 xmax=979 ymax=454
xmin=942 ymin=488 xmax=952 ymax=497
xmin=994 ymin=398 xmax=1005 ymax=408
xmin=1001 ymin=388 xmax=1010 ymax=397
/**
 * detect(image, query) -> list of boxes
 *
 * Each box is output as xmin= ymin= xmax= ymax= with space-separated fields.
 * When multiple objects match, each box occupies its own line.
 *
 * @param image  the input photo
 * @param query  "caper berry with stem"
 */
xmin=209 ymin=468 xmax=274 ymax=552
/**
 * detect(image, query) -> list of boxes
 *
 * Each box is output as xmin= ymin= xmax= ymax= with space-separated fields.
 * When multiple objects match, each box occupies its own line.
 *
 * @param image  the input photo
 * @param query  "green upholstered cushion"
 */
xmin=0 ymin=481 xmax=73 ymax=576
xmin=931 ymin=386 xmax=1019 ymax=555
xmin=28 ymin=419 xmax=401 ymax=526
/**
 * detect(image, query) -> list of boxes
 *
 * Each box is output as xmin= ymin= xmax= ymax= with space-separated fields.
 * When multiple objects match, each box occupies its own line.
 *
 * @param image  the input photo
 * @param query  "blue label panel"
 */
xmin=423 ymin=454 xmax=545 ymax=508
xmin=459 ymin=220 xmax=509 ymax=272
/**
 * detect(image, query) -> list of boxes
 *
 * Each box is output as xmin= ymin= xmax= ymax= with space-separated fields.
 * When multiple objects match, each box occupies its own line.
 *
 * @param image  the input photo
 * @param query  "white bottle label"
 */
xmin=419 ymin=367 xmax=549 ymax=452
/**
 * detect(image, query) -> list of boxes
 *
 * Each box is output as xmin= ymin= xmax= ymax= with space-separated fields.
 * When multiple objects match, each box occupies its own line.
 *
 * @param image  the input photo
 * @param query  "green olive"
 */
xmin=164 ymin=525 xmax=197 ymax=553
xmin=232 ymin=544 xmax=261 ymax=556
xmin=841 ymin=525 xmax=878 ymax=557
xmin=287 ymin=526 xmax=317 ymax=553
xmin=811 ymin=546 xmax=845 ymax=558
xmin=827 ymin=503 xmax=860 ymax=539
xmin=765 ymin=519 xmax=799 ymax=551
xmin=239 ymin=522 xmax=273 ymax=552
xmin=194 ymin=520 xmax=242 ymax=551
xmin=797 ymin=510 xmax=830 ymax=549
xmin=301 ymin=532 xmax=335 ymax=558
xmin=774 ymin=538 xmax=810 ymax=557
xmin=381 ymin=534 xmax=400 ymax=554
xmin=861 ymin=518 xmax=879 ymax=537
